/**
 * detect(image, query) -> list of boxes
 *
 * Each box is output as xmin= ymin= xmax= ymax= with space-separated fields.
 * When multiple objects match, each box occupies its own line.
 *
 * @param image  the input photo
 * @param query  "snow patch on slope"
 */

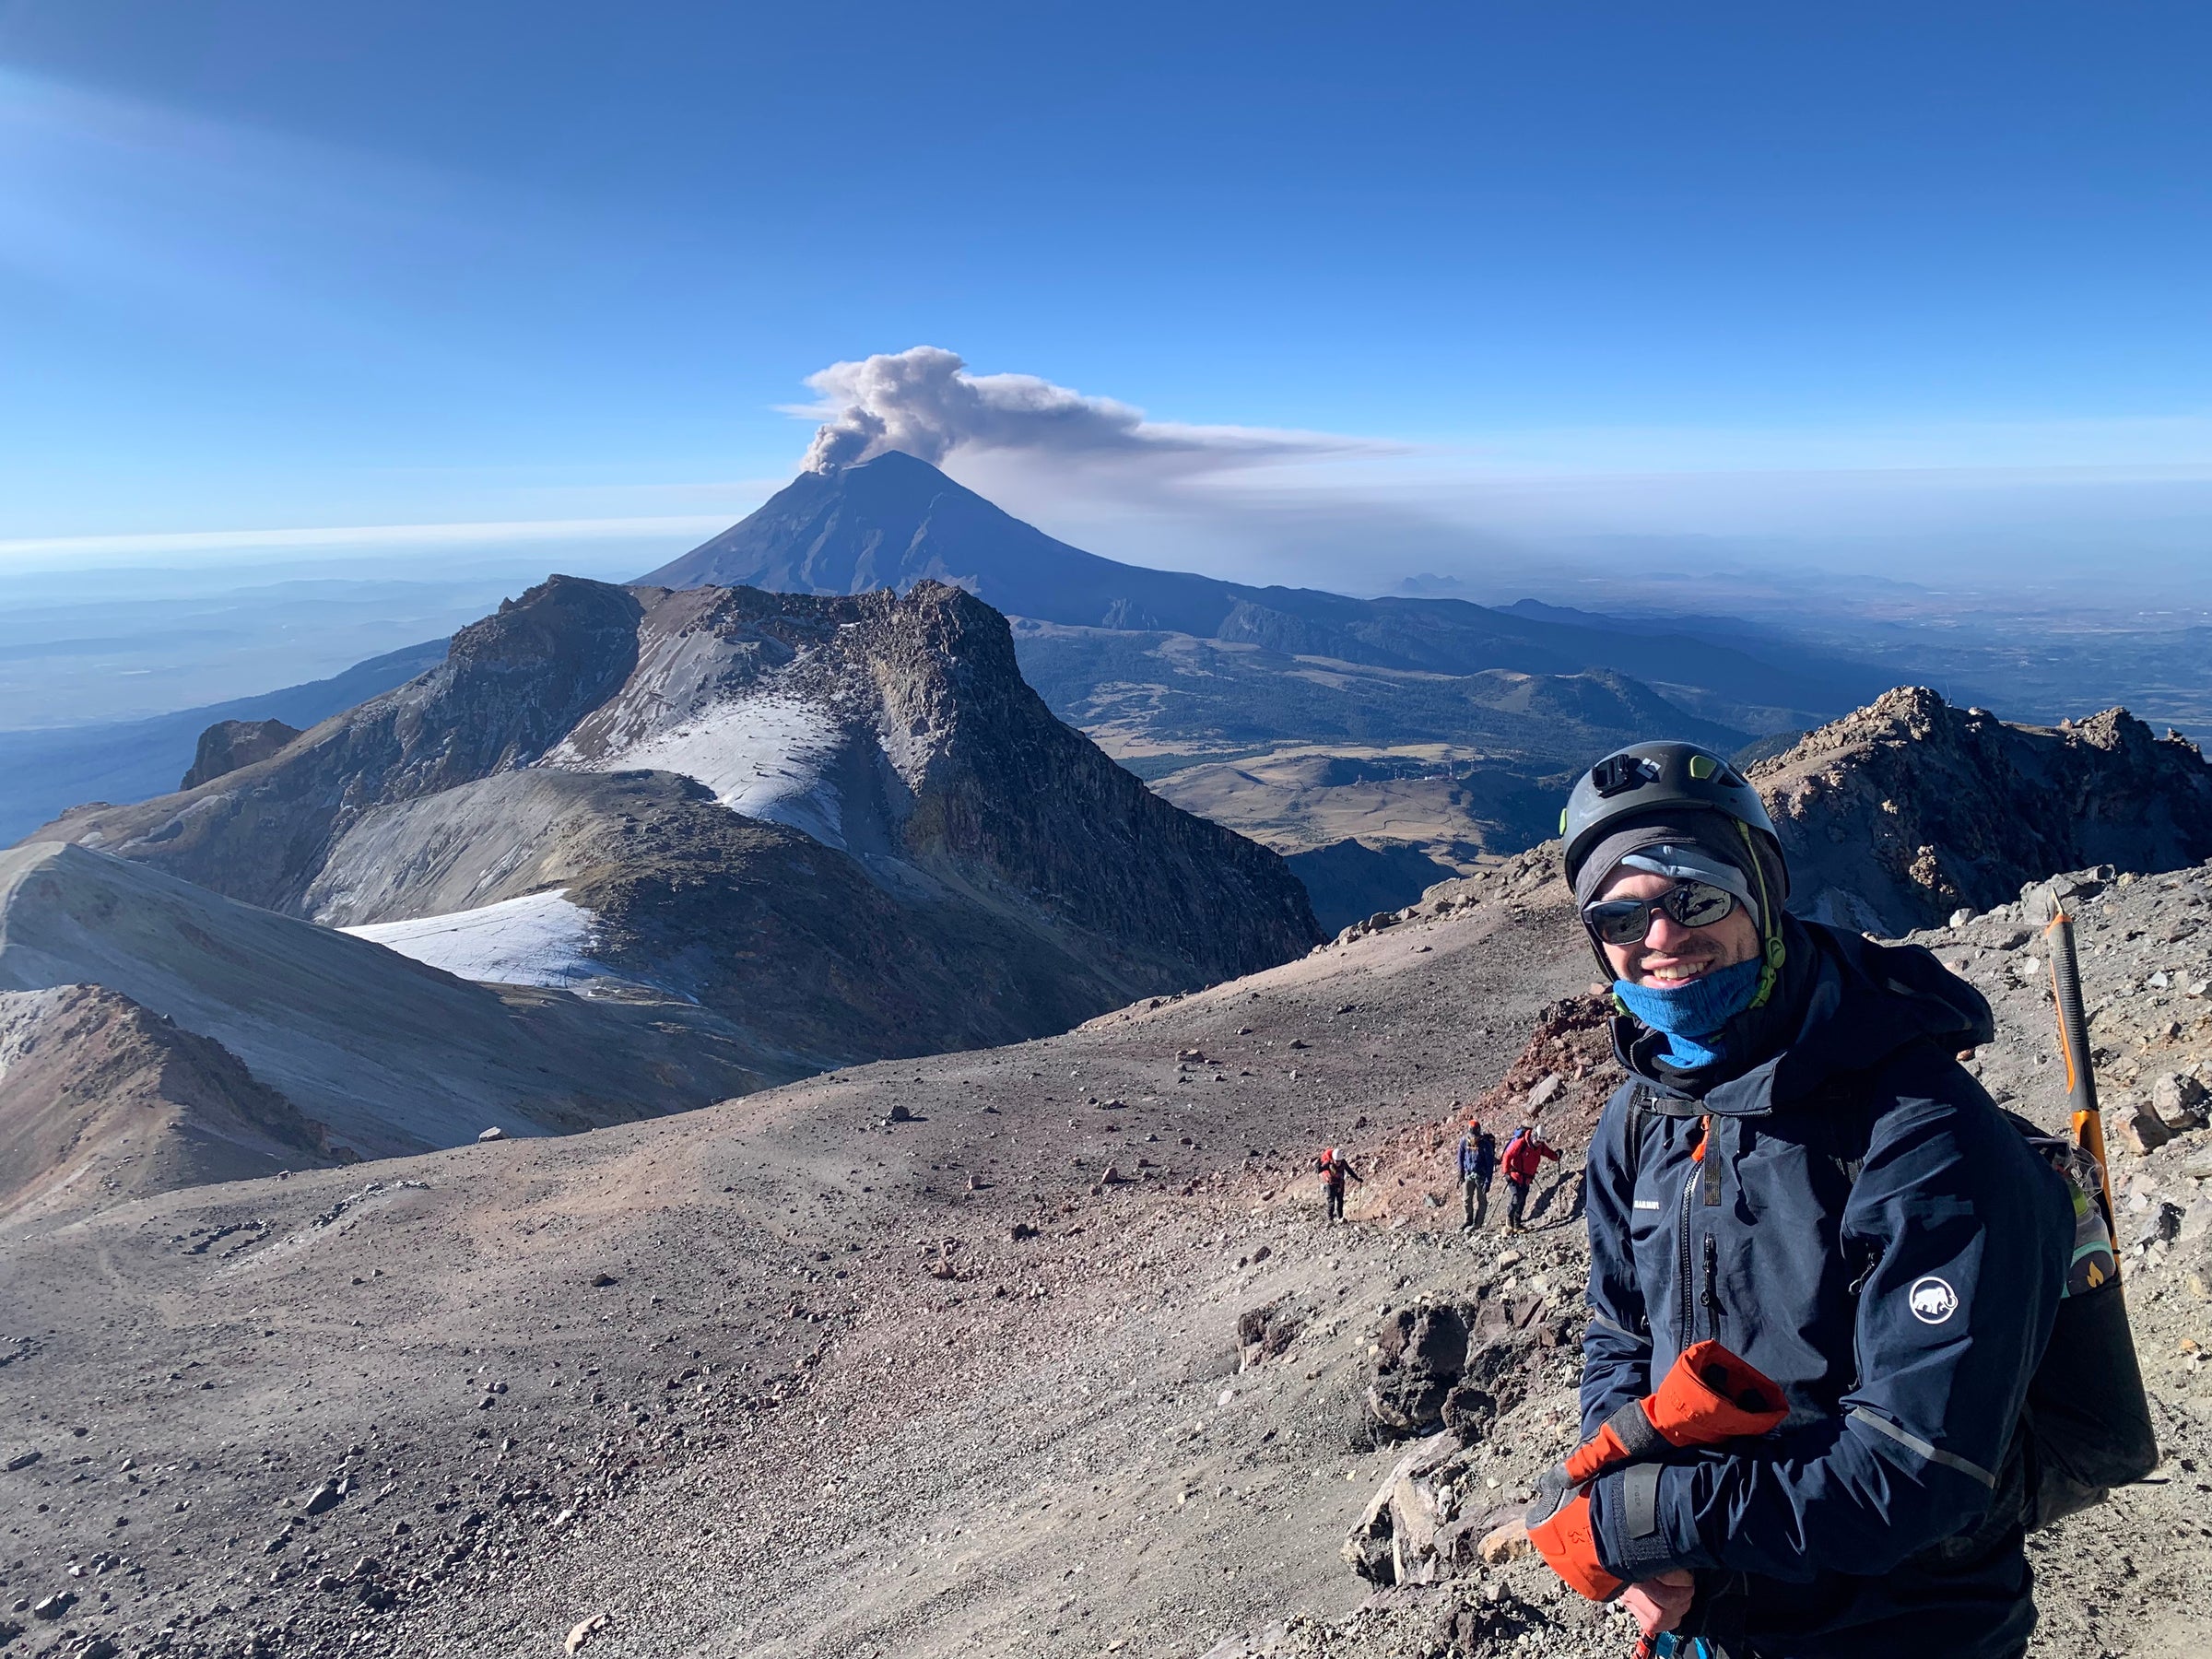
xmin=555 ymin=694 xmax=853 ymax=849
xmin=340 ymin=890 xmax=619 ymax=990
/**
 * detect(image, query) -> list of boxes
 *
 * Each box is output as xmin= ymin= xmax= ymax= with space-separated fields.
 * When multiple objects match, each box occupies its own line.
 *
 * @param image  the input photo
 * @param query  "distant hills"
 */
xmin=0 ymin=638 xmax=447 ymax=846
xmin=641 ymin=450 xmax=1869 ymax=732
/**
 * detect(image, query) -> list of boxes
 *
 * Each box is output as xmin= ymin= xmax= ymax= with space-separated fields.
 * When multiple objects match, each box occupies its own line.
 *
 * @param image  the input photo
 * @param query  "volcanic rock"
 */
xmin=1749 ymin=688 xmax=2212 ymax=935
xmin=1366 ymin=1304 xmax=1470 ymax=1438
xmin=2153 ymin=1072 xmax=2208 ymax=1132
xmin=181 ymin=718 xmax=301 ymax=791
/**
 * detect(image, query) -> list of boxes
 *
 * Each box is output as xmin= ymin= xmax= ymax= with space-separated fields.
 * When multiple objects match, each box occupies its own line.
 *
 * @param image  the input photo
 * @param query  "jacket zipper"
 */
xmin=1701 ymin=1234 xmax=1722 ymax=1343
xmin=1677 ymin=1161 xmax=1700 ymax=1351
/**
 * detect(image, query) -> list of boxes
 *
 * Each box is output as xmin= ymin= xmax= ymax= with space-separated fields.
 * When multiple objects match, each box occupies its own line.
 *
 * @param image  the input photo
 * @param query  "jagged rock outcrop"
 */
xmin=179 ymin=718 xmax=301 ymax=791
xmin=1749 ymin=688 xmax=2212 ymax=935
xmin=0 ymin=982 xmax=336 ymax=1219
xmin=35 ymin=578 xmax=1318 ymax=1072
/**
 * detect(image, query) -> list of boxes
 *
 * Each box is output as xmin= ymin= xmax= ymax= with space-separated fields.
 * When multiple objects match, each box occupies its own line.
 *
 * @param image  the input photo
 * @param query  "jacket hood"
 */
xmin=1614 ymin=917 xmax=1994 ymax=1116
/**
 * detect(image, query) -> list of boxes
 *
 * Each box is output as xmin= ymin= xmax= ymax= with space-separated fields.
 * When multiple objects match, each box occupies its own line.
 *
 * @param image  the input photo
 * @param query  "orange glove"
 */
xmin=1564 ymin=1339 xmax=1787 ymax=1482
xmin=1528 ymin=1341 xmax=1786 ymax=1604
xmin=1525 ymin=1489 xmax=1623 ymax=1601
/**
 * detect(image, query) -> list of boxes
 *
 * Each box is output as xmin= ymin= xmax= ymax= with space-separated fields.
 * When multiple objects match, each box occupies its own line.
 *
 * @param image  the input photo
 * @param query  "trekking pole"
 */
xmin=2044 ymin=905 xmax=2117 ymax=1236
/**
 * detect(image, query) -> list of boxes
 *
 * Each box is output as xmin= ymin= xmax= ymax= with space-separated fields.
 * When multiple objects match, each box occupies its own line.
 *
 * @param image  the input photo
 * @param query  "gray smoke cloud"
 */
xmin=798 ymin=346 xmax=1382 ymax=474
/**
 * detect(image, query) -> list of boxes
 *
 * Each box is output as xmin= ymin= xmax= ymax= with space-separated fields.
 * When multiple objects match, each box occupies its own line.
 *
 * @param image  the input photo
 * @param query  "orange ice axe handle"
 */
xmin=1563 ymin=1339 xmax=1788 ymax=1483
xmin=2046 ymin=908 xmax=2118 ymax=1236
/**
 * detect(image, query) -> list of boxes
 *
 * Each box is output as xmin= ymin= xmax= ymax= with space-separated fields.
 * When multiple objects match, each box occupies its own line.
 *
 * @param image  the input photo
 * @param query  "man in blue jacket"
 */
xmin=1457 ymin=1117 xmax=1497 ymax=1230
xmin=1531 ymin=741 xmax=2074 ymax=1659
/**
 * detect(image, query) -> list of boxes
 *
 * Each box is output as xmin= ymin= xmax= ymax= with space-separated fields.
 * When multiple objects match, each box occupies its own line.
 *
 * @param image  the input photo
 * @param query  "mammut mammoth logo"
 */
xmin=1909 ymin=1277 xmax=1959 ymax=1324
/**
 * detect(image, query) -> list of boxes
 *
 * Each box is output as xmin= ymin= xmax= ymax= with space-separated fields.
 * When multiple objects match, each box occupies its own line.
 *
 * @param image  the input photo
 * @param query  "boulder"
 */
xmin=1366 ymin=1304 xmax=1470 ymax=1438
xmin=2117 ymin=1102 xmax=2171 ymax=1157
xmin=1236 ymin=1303 xmax=1303 ymax=1371
xmin=2153 ymin=1073 xmax=2209 ymax=1132
xmin=1440 ymin=1335 xmax=1534 ymax=1442
xmin=1341 ymin=1431 xmax=1461 ymax=1585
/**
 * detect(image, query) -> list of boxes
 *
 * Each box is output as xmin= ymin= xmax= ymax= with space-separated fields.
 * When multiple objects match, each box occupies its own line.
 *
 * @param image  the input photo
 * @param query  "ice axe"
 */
xmin=2043 ymin=901 xmax=2117 ymax=1238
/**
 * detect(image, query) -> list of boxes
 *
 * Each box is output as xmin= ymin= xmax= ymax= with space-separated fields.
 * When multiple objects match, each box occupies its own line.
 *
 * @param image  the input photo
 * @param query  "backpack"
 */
xmin=1617 ymin=1062 xmax=2158 ymax=1535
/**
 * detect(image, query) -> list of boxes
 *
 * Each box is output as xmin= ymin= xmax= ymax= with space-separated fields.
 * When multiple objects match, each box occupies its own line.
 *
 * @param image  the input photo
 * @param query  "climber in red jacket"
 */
xmin=1500 ymin=1124 xmax=1559 ymax=1232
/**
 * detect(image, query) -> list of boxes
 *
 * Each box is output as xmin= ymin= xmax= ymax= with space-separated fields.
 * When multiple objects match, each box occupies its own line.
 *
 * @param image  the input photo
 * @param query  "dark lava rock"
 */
xmin=182 ymin=717 xmax=302 ymax=791
xmin=1367 ymin=1303 xmax=1470 ymax=1438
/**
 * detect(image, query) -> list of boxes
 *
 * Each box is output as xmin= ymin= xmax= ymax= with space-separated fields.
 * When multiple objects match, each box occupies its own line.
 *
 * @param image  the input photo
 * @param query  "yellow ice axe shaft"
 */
xmin=2045 ymin=908 xmax=2116 ymax=1233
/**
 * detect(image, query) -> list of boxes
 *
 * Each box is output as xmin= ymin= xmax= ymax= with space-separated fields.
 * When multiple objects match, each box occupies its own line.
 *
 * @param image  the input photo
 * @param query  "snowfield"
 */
xmin=340 ymin=888 xmax=619 ymax=989
xmin=559 ymin=692 xmax=853 ymax=849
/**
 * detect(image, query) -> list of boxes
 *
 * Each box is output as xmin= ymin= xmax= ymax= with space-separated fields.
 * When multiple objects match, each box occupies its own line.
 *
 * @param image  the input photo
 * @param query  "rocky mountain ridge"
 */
xmin=0 ymin=982 xmax=337 ymax=1222
xmin=0 ymin=841 xmax=772 ymax=1198
xmin=23 ymin=581 xmax=1316 ymax=1182
xmin=1748 ymin=687 xmax=2212 ymax=935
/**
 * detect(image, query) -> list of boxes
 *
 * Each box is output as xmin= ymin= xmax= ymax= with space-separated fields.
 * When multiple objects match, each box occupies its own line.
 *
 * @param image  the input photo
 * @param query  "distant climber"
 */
xmin=1456 ymin=1117 xmax=1497 ymax=1230
xmin=1500 ymin=1124 xmax=1559 ymax=1232
xmin=1316 ymin=1146 xmax=1362 ymax=1224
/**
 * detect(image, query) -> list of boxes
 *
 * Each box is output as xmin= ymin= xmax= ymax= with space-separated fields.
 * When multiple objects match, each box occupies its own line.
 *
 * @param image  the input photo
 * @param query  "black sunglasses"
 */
xmin=1582 ymin=879 xmax=1740 ymax=947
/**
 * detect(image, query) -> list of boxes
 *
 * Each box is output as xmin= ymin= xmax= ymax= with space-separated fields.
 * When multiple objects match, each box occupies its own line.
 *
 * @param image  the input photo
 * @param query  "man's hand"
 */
xmin=1621 ymin=1570 xmax=1695 ymax=1641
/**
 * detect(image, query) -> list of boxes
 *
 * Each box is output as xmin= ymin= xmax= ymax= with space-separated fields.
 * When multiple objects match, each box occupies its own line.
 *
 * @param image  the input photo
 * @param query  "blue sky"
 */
xmin=4 ymin=1 xmax=2210 ymax=601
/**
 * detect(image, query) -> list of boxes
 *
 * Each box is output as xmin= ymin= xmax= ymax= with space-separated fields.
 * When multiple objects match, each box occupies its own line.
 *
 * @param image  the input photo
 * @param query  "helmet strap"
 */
xmin=1735 ymin=818 xmax=1785 ymax=1010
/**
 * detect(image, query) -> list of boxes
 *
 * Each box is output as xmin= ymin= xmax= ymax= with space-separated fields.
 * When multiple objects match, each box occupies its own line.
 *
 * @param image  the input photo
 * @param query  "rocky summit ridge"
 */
xmin=1749 ymin=687 xmax=2212 ymax=935
xmin=33 ymin=576 xmax=1317 ymax=1106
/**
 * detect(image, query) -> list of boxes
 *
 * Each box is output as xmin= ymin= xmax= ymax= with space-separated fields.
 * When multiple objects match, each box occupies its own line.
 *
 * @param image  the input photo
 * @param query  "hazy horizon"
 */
xmin=6 ymin=4 xmax=2211 ymax=621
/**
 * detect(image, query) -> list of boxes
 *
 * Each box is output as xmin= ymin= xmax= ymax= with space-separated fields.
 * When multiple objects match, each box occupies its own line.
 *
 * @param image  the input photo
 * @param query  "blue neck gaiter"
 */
xmin=1613 ymin=956 xmax=1763 ymax=1069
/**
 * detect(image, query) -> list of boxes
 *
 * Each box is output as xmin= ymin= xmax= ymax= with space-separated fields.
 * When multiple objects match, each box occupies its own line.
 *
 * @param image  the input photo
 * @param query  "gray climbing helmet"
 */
xmin=1562 ymin=741 xmax=1794 ymax=1011
xmin=1560 ymin=741 xmax=1781 ymax=889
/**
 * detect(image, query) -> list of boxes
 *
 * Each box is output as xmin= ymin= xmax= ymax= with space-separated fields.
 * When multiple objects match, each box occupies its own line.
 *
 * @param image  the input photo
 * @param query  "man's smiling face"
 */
xmin=1594 ymin=867 xmax=1760 ymax=989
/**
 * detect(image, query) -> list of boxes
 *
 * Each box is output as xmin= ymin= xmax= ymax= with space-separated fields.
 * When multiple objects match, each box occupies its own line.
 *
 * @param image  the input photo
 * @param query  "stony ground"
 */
xmin=5 ymin=856 xmax=2211 ymax=1658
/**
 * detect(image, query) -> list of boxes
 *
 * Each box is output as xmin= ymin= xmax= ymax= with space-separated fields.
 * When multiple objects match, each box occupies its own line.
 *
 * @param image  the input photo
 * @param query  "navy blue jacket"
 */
xmin=1581 ymin=920 xmax=2072 ymax=1659
xmin=1459 ymin=1132 xmax=1496 ymax=1182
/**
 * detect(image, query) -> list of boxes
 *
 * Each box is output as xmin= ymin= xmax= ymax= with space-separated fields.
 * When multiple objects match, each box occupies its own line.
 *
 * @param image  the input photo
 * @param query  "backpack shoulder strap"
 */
xmin=1616 ymin=1083 xmax=1669 ymax=1192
